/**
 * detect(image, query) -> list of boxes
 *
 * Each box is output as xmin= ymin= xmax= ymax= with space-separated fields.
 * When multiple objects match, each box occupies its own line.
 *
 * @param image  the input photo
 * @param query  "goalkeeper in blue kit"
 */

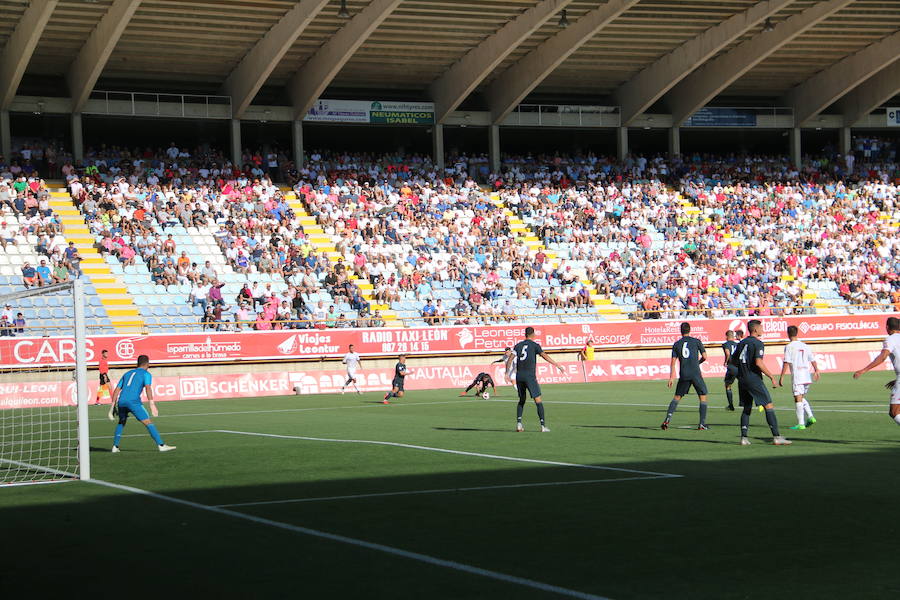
xmin=110 ymin=354 xmax=176 ymax=453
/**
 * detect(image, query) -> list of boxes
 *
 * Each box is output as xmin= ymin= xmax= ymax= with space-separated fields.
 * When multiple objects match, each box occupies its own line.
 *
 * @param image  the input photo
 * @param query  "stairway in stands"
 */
xmin=491 ymin=193 xmax=627 ymax=321
xmin=685 ymin=192 xmax=830 ymax=314
xmin=50 ymin=188 xmax=145 ymax=332
xmin=281 ymin=188 xmax=398 ymax=325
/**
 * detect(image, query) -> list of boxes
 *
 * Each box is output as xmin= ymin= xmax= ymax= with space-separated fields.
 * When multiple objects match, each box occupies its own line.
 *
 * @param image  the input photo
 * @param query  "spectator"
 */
xmin=21 ymin=262 xmax=39 ymax=288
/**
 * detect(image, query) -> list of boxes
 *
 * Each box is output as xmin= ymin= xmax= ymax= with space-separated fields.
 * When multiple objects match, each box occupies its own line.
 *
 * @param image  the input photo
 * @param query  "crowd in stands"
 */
xmin=1 ymin=134 xmax=898 ymax=332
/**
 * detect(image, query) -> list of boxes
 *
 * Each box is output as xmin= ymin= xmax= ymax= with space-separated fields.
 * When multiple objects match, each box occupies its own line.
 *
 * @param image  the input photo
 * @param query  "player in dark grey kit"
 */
xmin=663 ymin=322 xmax=709 ymax=430
xmin=722 ymin=330 xmax=738 ymax=411
xmin=513 ymin=326 xmax=564 ymax=432
xmin=730 ymin=319 xmax=791 ymax=445
xmin=383 ymin=354 xmax=410 ymax=404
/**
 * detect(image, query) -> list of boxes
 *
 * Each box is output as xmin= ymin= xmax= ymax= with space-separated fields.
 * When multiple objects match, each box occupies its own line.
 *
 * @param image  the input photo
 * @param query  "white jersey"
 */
xmin=342 ymin=352 xmax=361 ymax=373
xmin=783 ymin=340 xmax=815 ymax=385
xmin=884 ymin=333 xmax=900 ymax=377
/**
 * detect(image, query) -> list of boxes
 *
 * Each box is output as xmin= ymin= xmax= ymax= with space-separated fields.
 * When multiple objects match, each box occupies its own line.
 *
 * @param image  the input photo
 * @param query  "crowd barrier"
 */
xmin=1 ymin=348 xmax=892 ymax=410
xmin=0 ymin=312 xmax=891 ymax=368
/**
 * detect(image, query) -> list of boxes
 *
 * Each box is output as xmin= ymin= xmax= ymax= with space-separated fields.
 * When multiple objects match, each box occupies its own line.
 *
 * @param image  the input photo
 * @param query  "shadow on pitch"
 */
xmin=574 ymin=425 xmax=659 ymax=431
xmin=433 ymin=427 xmax=510 ymax=433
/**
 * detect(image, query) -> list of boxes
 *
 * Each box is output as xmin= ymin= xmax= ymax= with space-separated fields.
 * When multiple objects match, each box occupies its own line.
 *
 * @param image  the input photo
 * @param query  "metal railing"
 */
xmin=86 ymin=90 xmax=232 ymax=120
xmin=506 ymin=104 xmax=621 ymax=127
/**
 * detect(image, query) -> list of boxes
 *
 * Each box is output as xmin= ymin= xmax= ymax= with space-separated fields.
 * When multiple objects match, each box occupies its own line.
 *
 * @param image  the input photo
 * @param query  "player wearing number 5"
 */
xmin=663 ymin=322 xmax=709 ymax=431
xmin=513 ymin=326 xmax=564 ymax=433
xmin=109 ymin=354 xmax=176 ymax=453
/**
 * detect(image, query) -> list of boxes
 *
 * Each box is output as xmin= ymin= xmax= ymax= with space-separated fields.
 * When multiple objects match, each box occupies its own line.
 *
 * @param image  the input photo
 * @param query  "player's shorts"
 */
xmin=117 ymin=402 xmax=150 ymax=423
xmin=99 ymin=373 xmax=110 ymax=385
xmin=724 ymin=365 xmax=738 ymax=386
xmin=792 ymin=382 xmax=810 ymax=398
xmin=891 ymin=380 xmax=900 ymax=405
xmin=737 ymin=379 xmax=771 ymax=407
xmin=675 ymin=376 xmax=708 ymax=397
xmin=391 ymin=378 xmax=405 ymax=392
xmin=506 ymin=368 xmax=516 ymax=382
xmin=346 ymin=369 xmax=358 ymax=380
xmin=516 ymin=377 xmax=541 ymax=400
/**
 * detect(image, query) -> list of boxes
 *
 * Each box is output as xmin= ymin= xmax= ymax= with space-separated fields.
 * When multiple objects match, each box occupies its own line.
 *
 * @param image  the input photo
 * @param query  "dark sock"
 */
xmin=699 ymin=402 xmax=708 ymax=426
xmin=765 ymin=408 xmax=780 ymax=437
xmin=465 ymin=383 xmax=475 ymax=393
xmin=666 ymin=399 xmax=679 ymax=421
xmin=740 ymin=410 xmax=750 ymax=438
xmin=516 ymin=401 xmax=525 ymax=422
xmin=384 ymin=391 xmax=394 ymax=400
xmin=536 ymin=403 xmax=545 ymax=426
xmin=725 ymin=388 xmax=734 ymax=407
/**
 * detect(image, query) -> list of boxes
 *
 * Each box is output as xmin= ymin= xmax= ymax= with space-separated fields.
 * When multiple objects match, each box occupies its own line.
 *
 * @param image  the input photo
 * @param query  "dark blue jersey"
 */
xmin=730 ymin=337 xmax=766 ymax=383
xmin=722 ymin=340 xmax=737 ymax=359
xmin=672 ymin=336 xmax=705 ymax=379
xmin=513 ymin=339 xmax=543 ymax=379
xmin=394 ymin=362 xmax=408 ymax=381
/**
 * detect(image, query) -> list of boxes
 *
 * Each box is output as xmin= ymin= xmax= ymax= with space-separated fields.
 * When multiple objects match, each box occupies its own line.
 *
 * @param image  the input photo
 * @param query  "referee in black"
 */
xmin=513 ymin=326 xmax=564 ymax=433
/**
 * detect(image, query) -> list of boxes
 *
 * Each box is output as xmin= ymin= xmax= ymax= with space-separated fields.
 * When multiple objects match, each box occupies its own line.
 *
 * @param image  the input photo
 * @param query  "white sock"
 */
xmin=803 ymin=400 xmax=814 ymax=418
xmin=893 ymin=414 xmax=900 ymax=426
xmin=796 ymin=402 xmax=805 ymax=425
xmin=353 ymin=383 xmax=360 ymax=392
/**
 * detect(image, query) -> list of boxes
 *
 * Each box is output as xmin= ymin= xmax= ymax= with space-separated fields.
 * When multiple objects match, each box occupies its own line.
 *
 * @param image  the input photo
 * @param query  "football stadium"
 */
xmin=1 ymin=1 xmax=899 ymax=598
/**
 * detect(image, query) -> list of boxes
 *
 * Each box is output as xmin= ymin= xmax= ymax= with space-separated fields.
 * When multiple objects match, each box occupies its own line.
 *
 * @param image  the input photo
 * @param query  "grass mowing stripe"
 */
xmin=87 ymin=399 xmax=483 ymax=422
xmin=216 ymin=474 xmax=675 ymax=508
xmin=217 ymin=429 xmax=684 ymax=478
xmin=85 ymin=477 xmax=612 ymax=600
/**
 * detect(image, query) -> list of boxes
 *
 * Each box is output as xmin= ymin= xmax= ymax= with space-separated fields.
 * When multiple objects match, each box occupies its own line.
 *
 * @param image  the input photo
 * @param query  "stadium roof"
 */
xmin=2 ymin=0 xmax=899 ymax=125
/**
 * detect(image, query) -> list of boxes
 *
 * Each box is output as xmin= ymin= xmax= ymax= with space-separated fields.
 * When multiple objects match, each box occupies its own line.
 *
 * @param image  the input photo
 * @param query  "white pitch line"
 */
xmin=217 ymin=429 xmax=683 ymax=479
xmin=88 ymin=399 xmax=482 ymax=422
xmin=86 ymin=477 xmax=611 ymax=600
xmin=216 ymin=474 xmax=675 ymax=509
xmin=500 ymin=399 xmax=888 ymax=415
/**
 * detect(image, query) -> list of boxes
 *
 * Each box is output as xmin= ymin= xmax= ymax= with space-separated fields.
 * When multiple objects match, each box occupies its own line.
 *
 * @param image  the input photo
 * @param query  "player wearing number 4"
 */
xmin=341 ymin=344 xmax=362 ymax=395
xmin=853 ymin=317 xmax=900 ymax=427
xmin=513 ymin=327 xmax=564 ymax=433
xmin=731 ymin=320 xmax=790 ymax=446
xmin=663 ymin=322 xmax=710 ymax=430
xmin=779 ymin=325 xmax=819 ymax=430
xmin=109 ymin=354 xmax=175 ymax=453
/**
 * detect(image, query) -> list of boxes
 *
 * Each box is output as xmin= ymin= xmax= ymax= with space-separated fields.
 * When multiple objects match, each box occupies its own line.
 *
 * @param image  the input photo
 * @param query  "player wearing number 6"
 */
xmin=663 ymin=322 xmax=709 ymax=431
xmin=109 ymin=354 xmax=176 ymax=453
xmin=513 ymin=326 xmax=564 ymax=433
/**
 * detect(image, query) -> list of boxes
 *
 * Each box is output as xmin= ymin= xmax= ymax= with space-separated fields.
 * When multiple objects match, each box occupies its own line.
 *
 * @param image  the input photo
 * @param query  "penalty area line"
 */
xmin=216 ymin=429 xmax=683 ymax=479
xmin=85 ymin=477 xmax=612 ymax=600
xmin=216 ymin=474 xmax=675 ymax=508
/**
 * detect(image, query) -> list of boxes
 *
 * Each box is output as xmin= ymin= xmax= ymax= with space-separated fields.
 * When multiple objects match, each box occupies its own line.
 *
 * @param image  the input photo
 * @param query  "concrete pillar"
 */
xmin=667 ymin=126 xmax=680 ymax=158
xmin=71 ymin=113 xmax=84 ymax=164
xmin=432 ymin=123 xmax=445 ymax=172
xmin=616 ymin=126 xmax=628 ymax=161
xmin=291 ymin=119 xmax=304 ymax=168
xmin=489 ymin=125 xmax=501 ymax=173
xmin=229 ymin=119 xmax=242 ymax=167
xmin=789 ymin=127 xmax=801 ymax=168
xmin=0 ymin=110 xmax=10 ymax=161
xmin=838 ymin=126 xmax=851 ymax=155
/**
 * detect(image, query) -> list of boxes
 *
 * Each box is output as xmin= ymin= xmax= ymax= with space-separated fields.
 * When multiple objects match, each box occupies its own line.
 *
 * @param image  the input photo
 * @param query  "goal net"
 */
xmin=0 ymin=280 xmax=90 ymax=486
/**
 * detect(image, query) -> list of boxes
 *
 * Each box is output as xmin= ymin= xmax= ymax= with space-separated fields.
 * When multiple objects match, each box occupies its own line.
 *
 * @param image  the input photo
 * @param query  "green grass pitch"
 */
xmin=3 ymin=373 xmax=899 ymax=599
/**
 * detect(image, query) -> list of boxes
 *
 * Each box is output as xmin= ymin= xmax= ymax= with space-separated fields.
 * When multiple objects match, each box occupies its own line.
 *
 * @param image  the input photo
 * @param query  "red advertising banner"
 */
xmin=0 ymin=313 xmax=891 ymax=368
xmin=2 ymin=348 xmax=892 ymax=411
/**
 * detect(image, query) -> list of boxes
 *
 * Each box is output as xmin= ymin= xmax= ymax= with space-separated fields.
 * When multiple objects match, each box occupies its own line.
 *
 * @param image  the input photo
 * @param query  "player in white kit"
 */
xmin=341 ymin=344 xmax=362 ymax=394
xmin=502 ymin=347 xmax=516 ymax=384
xmin=778 ymin=325 xmax=819 ymax=429
xmin=853 ymin=317 xmax=900 ymax=426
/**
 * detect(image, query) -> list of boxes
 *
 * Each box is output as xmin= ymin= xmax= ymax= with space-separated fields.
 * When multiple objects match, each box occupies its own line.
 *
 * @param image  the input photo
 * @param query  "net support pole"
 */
xmin=73 ymin=277 xmax=90 ymax=481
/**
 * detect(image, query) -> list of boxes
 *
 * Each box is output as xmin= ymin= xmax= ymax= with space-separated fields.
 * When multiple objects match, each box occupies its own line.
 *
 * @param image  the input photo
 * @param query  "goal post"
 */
xmin=0 ymin=278 xmax=90 ymax=486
